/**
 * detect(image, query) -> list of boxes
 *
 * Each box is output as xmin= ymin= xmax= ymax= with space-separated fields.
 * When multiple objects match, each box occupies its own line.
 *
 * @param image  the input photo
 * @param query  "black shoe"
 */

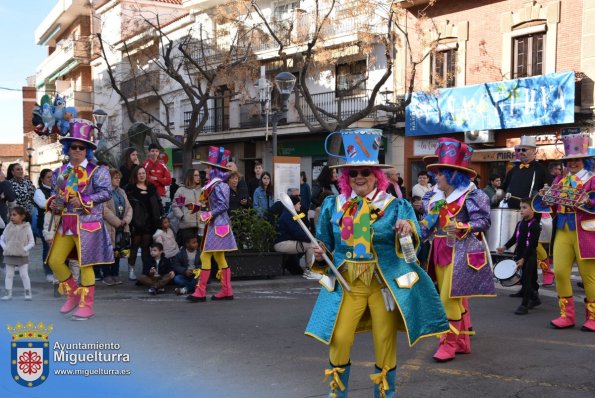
xmin=148 ymin=287 xmax=157 ymax=295
xmin=527 ymin=297 xmax=542 ymax=309
xmin=509 ymin=290 xmax=523 ymax=298
xmin=186 ymin=295 xmax=206 ymax=303
xmin=514 ymin=305 xmax=528 ymax=315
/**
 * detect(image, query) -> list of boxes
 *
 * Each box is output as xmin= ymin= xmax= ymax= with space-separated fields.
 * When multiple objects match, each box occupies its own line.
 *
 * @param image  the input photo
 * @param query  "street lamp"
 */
xmin=92 ymin=108 xmax=108 ymax=134
xmin=256 ymin=69 xmax=296 ymax=157
xmin=26 ymin=147 xmax=35 ymax=178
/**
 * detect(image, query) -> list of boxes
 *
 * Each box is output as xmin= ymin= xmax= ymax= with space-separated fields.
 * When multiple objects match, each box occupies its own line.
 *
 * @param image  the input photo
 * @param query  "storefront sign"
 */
xmin=406 ymin=71 xmax=575 ymax=136
xmin=472 ymin=145 xmax=564 ymax=162
xmin=413 ymin=139 xmax=439 ymax=156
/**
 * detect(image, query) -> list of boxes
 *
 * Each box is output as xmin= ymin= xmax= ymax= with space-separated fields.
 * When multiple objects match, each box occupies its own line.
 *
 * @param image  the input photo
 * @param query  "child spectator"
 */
xmin=137 ymin=242 xmax=174 ymax=295
xmin=497 ymin=198 xmax=541 ymax=315
xmin=153 ymin=217 xmax=180 ymax=259
xmin=172 ymin=235 xmax=201 ymax=295
xmin=0 ymin=207 xmax=35 ymax=300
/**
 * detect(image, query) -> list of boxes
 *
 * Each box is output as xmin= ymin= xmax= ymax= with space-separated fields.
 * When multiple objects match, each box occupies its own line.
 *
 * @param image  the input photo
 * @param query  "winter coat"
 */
xmin=0 ymin=222 xmax=35 ymax=257
xmin=172 ymin=185 xmax=202 ymax=230
xmin=103 ymin=187 xmax=133 ymax=245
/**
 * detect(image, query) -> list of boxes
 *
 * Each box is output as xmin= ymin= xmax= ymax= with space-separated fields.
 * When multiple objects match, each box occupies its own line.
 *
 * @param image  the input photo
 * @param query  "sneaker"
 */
xmin=45 ymin=274 xmax=57 ymax=283
xmin=302 ymin=270 xmax=323 ymax=281
xmin=174 ymin=287 xmax=188 ymax=295
xmin=113 ymin=277 xmax=123 ymax=285
xmin=514 ymin=305 xmax=528 ymax=315
xmin=102 ymin=276 xmax=115 ymax=286
xmin=24 ymin=290 xmax=32 ymax=301
xmin=157 ymin=288 xmax=165 ymax=294
xmin=128 ymin=268 xmax=137 ymax=281
xmin=95 ymin=276 xmax=103 ymax=282
xmin=148 ymin=287 xmax=157 ymax=295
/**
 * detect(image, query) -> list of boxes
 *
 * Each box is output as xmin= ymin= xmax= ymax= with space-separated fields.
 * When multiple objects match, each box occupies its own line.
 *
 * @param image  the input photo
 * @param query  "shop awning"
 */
xmin=48 ymin=60 xmax=79 ymax=82
xmin=406 ymin=71 xmax=576 ymax=137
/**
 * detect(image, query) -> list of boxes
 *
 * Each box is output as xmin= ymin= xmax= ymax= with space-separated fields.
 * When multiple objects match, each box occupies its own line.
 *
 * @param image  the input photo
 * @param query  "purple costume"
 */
xmin=48 ymin=162 xmax=114 ymax=267
xmin=201 ymin=178 xmax=237 ymax=252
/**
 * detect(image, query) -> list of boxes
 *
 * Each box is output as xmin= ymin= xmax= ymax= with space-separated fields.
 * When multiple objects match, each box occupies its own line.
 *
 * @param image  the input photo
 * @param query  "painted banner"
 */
xmin=406 ymin=71 xmax=575 ymax=136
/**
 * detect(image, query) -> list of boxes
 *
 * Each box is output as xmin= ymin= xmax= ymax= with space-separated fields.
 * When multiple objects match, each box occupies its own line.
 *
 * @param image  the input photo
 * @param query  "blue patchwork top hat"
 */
xmin=325 ymin=128 xmax=391 ymax=168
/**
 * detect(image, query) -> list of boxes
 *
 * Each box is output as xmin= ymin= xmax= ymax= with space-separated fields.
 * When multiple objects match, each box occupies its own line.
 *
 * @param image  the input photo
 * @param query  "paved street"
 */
xmin=0 ymin=243 xmax=593 ymax=398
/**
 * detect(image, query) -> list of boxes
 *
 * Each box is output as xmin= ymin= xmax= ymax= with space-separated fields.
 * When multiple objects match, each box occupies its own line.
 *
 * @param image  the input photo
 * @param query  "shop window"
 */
xmin=431 ymin=48 xmax=457 ymax=88
xmin=336 ymin=60 xmax=366 ymax=96
xmin=512 ymin=32 xmax=544 ymax=78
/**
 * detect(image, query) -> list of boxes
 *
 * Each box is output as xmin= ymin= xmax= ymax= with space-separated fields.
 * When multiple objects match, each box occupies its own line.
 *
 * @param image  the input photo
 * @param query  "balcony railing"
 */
xmin=300 ymin=90 xmax=381 ymax=124
xmin=121 ymin=71 xmax=160 ymax=99
xmin=186 ymin=39 xmax=249 ymax=66
xmin=36 ymin=38 xmax=90 ymax=84
xmin=183 ymin=103 xmax=228 ymax=134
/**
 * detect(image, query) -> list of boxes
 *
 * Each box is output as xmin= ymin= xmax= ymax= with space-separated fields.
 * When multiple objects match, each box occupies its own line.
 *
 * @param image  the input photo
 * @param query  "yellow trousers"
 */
xmin=200 ymin=251 xmax=228 ymax=270
xmin=329 ymin=273 xmax=398 ymax=369
xmin=47 ymin=232 xmax=95 ymax=286
xmin=553 ymin=227 xmax=595 ymax=300
xmin=435 ymin=264 xmax=464 ymax=320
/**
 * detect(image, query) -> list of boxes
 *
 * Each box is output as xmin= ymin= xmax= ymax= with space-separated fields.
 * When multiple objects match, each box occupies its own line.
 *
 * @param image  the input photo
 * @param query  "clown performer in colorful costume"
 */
xmin=187 ymin=146 xmax=237 ymax=302
xmin=306 ymin=129 xmax=449 ymax=398
xmin=419 ymin=138 xmax=496 ymax=362
xmin=503 ymin=136 xmax=555 ymax=286
xmin=533 ymin=133 xmax=595 ymax=331
xmin=46 ymin=119 xmax=114 ymax=320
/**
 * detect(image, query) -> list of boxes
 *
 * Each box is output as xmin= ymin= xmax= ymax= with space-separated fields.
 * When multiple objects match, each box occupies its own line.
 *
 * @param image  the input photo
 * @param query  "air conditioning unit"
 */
xmin=464 ymin=130 xmax=495 ymax=144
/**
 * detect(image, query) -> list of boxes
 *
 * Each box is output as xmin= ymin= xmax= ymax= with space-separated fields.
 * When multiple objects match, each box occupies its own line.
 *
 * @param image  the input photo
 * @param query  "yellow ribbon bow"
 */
xmin=74 ymin=287 xmax=89 ymax=308
xmin=323 ymin=368 xmax=346 ymax=395
xmin=586 ymin=302 xmax=595 ymax=320
xmin=192 ymin=269 xmax=202 ymax=279
xmin=559 ymin=298 xmax=569 ymax=317
xmin=58 ymin=281 xmax=72 ymax=296
xmin=369 ymin=366 xmax=391 ymax=398
xmin=292 ymin=213 xmax=305 ymax=221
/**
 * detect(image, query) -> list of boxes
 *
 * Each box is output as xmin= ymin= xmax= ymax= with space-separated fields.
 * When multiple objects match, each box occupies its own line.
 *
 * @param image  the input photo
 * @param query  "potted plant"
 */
xmin=226 ymin=208 xmax=284 ymax=278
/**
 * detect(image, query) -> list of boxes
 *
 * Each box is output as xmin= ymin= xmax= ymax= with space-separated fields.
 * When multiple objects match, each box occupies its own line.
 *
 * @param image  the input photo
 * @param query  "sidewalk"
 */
xmin=3 ymin=241 xmax=315 ymax=300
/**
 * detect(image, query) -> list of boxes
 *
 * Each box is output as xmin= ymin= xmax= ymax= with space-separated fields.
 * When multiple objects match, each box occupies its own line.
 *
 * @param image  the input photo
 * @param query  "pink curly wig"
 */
xmin=337 ymin=166 xmax=390 ymax=197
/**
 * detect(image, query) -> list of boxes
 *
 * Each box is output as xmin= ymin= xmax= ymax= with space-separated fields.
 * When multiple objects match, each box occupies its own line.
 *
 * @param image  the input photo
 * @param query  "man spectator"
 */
xmin=247 ymin=161 xmax=264 ymax=199
xmin=143 ymin=143 xmax=172 ymax=204
xmin=548 ymin=161 xmax=563 ymax=178
xmin=385 ymin=168 xmax=403 ymax=198
xmin=483 ymin=174 xmax=502 ymax=207
xmin=412 ymin=170 xmax=432 ymax=199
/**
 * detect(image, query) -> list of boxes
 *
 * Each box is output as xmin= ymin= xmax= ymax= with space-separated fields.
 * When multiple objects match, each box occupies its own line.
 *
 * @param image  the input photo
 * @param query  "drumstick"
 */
xmin=354 ymin=135 xmax=370 ymax=158
xmin=279 ymin=193 xmax=351 ymax=292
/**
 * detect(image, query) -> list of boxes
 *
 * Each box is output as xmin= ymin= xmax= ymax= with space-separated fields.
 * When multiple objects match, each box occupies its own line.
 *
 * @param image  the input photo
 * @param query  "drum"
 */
xmin=485 ymin=209 xmax=522 ymax=253
xmin=493 ymin=259 xmax=522 ymax=287
xmin=539 ymin=213 xmax=552 ymax=243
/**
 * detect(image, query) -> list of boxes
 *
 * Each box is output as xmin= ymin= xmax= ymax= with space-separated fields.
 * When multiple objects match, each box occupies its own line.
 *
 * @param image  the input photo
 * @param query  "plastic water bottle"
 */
xmin=399 ymin=234 xmax=417 ymax=263
xmin=446 ymin=233 xmax=456 ymax=247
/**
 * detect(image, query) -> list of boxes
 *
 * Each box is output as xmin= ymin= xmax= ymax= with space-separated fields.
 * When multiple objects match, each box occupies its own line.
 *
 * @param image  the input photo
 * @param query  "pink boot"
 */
xmin=551 ymin=296 xmax=575 ymax=329
xmin=212 ymin=267 xmax=234 ymax=301
xmin=456 ymin=311 xmax=472 ymax=354
xmin=433 ymin=320 xmax=461 ymax=362
xmin=58 ymin=276 xmax=80 ymax=314
xmin=582 ymin=299 xmax=595 ymax=332
xmin=72 ymin=286 xmax=95 ymax=320
xmin=540 ymin=259 xmax=555 ymax=286
xmin=187 ymin=269 xmax=211 ymax=302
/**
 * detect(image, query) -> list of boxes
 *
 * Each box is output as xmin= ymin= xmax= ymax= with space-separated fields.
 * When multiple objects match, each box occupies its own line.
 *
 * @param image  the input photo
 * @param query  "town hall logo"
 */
xmin=7 ymin=321 xmax=53 ymax=387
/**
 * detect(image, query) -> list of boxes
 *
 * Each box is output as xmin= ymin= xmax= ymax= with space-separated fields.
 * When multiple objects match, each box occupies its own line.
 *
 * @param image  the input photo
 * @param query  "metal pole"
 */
xmin=28 ymin=155 xmax=32 ymax=177
xmin=272 ymin=112 xmax=278 ymax=158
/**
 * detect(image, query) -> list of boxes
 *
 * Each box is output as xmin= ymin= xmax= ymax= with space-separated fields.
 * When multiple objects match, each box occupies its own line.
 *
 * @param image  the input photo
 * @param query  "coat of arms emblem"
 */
xmin=7 ymin=321 xmax=53 ymax=387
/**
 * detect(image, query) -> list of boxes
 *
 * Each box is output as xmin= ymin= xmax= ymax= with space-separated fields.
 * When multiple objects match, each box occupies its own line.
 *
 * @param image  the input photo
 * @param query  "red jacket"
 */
xmin=143 ymin=158 xmax=172 ymax=197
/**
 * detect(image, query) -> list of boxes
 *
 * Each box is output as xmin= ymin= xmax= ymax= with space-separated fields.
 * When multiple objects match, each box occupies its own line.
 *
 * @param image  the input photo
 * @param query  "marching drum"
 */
xmin=493 ymin=259 xmax=522 ymax=287
xmin=486 ymin=209 xmax=522 ymax=253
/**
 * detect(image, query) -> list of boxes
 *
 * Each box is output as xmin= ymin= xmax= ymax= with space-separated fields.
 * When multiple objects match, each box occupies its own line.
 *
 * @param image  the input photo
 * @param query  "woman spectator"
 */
xmin=252 ymin=171 xmax=274 ymax=216
xmin=310 ymin=165 xmax=339 ymax=224
xmin=33 ymin=169 xmax=55 ymax=283
xmin=125 ymin=165 xmax=162 ymax=281
xmin=102 ymin=169 xmax=133 ymax=285
xmin=172 ymin=168 xmax=202 ymax=245
xmin=228 ymin=171 xmax=250 ymax=214
xmin=119 ymin=147 xmax=140 ymax=188
xmin=300 ymin=171 xmax=312 ymax=214
xmin=7 ymin=163 xmax=36 ymax=211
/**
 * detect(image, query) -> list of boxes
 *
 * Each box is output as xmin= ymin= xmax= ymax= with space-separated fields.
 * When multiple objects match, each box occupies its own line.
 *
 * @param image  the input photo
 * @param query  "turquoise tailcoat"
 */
xmin=305 ymin=193 xmax=449 ymax=347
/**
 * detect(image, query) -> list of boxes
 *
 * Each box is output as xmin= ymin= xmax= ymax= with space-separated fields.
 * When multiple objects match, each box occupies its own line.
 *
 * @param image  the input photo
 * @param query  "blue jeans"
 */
xmin=173 ymin=274 xmax=196 ymax=293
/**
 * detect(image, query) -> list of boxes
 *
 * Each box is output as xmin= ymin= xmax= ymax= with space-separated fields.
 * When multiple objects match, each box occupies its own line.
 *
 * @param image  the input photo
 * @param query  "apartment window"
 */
xmin=274 ymin=1 xmax=301 ymax=20
xmin=336 ymin=60 xmax=366 ymax=96
xmin=512 ymin=33 xmax=544 ymax=78
xmin=431 ymin=48 xmax=457 ymax=88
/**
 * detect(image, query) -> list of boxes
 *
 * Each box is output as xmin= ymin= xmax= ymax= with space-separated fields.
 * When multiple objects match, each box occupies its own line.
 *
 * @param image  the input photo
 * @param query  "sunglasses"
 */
xmin=516 ymin=147 xmax=531 ymax=152
xmin=70 ymin=144 xmax=87 ymax=151
xmin=348 ymin=169 xmax=372 ymax=178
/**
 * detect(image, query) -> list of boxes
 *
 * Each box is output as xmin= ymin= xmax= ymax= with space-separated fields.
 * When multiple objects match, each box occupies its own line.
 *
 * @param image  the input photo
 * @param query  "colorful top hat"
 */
xmin=59 ymin=118 xmax=97 ymax=149
xmin=518 ymin=135 xmax=537 ymax=148
xmin=561 ymin=134 xmax=592 ymax=159
xmin=325 ymin=128 xmax=391 ymax=168
xmin=426 ymin=138 xmax=477 ymax=178
xmin=201 ymin=146 xmax=232 ymax=170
